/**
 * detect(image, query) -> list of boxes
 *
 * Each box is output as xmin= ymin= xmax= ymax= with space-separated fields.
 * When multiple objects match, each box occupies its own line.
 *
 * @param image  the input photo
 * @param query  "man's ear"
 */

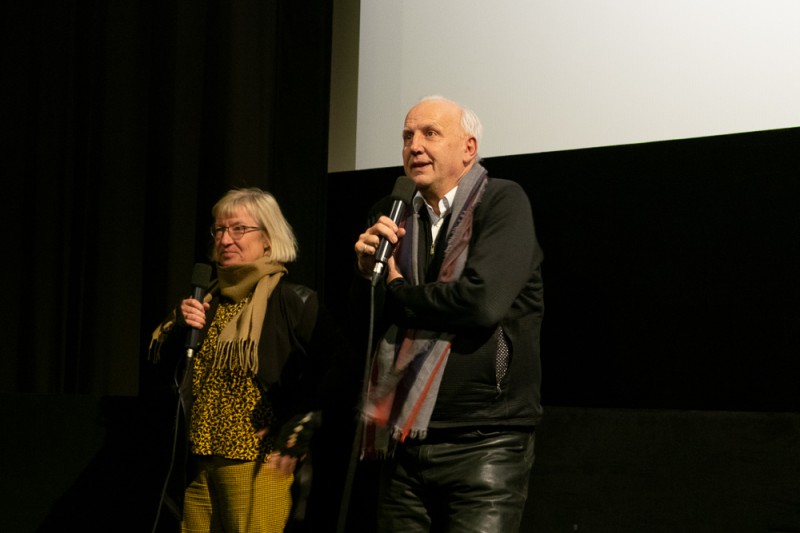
xmin=464 ymin=136 xmax=478 ymax=165
xmin=464 ymin=135 xmax=478 ymax=163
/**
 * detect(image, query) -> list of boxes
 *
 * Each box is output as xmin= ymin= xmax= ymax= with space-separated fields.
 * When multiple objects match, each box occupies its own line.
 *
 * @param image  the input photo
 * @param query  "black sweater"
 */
xmin=368 ymin=169 xmax=545 ymax=428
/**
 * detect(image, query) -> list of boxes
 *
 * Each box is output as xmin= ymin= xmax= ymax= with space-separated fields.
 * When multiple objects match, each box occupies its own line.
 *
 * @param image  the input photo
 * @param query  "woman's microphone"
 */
xmin=185 ymin=262 xmax=212 ymax=358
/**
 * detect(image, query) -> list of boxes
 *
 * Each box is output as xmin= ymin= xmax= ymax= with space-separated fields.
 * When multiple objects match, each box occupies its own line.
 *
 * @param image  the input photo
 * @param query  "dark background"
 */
xmin=327 ymin=128 xmax=800 ymax=413
xmin=2 ymin=1 xmax=799 ymax=532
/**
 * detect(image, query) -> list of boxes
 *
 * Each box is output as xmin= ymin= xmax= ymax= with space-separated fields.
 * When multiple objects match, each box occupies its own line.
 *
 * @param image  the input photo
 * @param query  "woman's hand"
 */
xmin=180 ymin=298 xmax=210 ymax=329
xmin=265 ymin=453 xmax=298 ymax=476
xmin=256 ymin=426 xmax=300 ymax=476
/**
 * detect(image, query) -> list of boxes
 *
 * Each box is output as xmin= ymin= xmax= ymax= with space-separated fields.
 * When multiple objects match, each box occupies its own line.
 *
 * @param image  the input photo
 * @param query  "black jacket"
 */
xmin=150 ymin=278 xmax=356 ymax=524
xmin=366 ymin=168 xmax=545 ymax=428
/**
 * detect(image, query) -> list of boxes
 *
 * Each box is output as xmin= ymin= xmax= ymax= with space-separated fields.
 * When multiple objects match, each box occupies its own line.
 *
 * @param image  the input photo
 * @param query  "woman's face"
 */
xmin=212 ymin=206 xmax=270 ymax=266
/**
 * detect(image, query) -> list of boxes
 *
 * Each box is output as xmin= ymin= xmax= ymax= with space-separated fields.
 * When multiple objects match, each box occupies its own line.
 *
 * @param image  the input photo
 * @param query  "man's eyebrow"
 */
xmin=405 ymin=122 xmax=441 ymax=132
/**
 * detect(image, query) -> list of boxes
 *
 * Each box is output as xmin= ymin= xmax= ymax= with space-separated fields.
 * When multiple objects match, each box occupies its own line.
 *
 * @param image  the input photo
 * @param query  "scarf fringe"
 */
xmin=147 ymin=258 xmax=284 ymax=373
xmin=214 ymin=339 xmax=260 ymax=373
xmin=392 ymin=426 xmax=426 ymax=441
xmin=358 ymin=420 xmax=429 ymax=461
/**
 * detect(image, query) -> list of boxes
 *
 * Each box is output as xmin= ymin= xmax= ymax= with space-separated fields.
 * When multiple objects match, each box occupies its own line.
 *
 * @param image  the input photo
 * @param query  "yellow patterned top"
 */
xmin=189 ymin=294 xmax=276 ymax=461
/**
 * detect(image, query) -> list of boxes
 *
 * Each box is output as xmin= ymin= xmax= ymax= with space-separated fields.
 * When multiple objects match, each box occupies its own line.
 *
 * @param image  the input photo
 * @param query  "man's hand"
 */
xmin=386 ymin=256 xmax=404 ymax=283
xmin=354 ymin=215 xmax=407 ymax=279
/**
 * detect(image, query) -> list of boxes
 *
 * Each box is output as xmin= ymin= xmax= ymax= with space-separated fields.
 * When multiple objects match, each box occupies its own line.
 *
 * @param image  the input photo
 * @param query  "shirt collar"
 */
xmin=413 ymin=187 xmax=457 ymax=224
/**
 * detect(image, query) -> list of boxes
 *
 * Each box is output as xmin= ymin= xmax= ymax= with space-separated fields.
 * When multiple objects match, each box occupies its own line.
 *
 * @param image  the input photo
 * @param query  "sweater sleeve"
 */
xmin=388 ymin=179 xmax=542 ymax=329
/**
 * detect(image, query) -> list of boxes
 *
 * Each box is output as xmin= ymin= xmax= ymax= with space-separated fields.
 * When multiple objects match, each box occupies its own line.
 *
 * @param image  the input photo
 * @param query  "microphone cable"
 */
xmin=336 ymin=281 xmax=378 ymax=533
xmin=150 ymin=360 xmax=190 ymax=533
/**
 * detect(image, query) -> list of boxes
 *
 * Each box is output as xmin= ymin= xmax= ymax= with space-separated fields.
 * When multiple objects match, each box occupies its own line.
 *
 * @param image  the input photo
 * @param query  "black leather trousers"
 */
xmin=377 ymin=427 xmax=536 ymax=533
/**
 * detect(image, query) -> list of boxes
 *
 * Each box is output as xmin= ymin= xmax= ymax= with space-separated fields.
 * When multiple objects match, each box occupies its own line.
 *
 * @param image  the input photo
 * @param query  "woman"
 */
xmin=150 ymin=187 xmax=343 ymax=532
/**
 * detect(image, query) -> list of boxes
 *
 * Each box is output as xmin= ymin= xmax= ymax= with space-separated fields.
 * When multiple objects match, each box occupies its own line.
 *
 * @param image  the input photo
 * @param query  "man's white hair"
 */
xmin=418 ymin=95 xmax=483 ymax=144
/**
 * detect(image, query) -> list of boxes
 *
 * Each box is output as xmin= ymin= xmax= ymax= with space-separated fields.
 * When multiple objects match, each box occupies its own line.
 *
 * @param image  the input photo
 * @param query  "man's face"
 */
xmin=402 ymin=100 xmax=476 ymax=198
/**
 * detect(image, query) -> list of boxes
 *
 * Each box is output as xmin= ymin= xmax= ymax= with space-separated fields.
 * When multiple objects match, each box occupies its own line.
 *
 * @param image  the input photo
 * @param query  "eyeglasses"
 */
xmin=210 ymin=225 xmax=262 ymax=240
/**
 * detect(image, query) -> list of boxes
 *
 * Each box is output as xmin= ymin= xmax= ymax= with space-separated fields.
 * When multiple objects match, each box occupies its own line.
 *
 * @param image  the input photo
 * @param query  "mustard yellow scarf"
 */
xmin=149 ymin=256 xmax=286 ymax=373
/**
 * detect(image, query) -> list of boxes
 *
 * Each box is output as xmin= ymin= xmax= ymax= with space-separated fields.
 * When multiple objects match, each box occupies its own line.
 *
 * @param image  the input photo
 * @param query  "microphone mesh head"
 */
xmin=191 ymin=263 xmax=213 ymax=289
xmin=391 ymin=176 xmax=416 ymax=205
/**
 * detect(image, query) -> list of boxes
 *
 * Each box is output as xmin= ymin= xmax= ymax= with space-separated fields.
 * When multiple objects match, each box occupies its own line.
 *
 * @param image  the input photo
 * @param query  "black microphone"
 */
xmin=371 ymin=175 xmax=416 ymax=286
xmin=185 ymin=262 xmax=213 ymax=358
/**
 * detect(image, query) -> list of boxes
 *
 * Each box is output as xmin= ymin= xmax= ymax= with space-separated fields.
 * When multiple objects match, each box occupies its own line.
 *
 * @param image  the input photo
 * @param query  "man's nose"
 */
xmin=408 ymin=132 xmax=424 ymax=152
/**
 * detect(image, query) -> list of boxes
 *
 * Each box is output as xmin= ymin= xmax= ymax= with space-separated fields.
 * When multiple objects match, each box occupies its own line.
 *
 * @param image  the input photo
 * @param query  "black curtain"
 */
xmin=1 ymin=0 xmax=333 ymax=396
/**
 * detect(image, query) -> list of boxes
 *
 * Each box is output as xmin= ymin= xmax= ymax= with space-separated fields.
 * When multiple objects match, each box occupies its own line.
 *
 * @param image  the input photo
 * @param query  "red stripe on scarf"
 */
xmin=398 ymin=342 xmax=451 ymax=442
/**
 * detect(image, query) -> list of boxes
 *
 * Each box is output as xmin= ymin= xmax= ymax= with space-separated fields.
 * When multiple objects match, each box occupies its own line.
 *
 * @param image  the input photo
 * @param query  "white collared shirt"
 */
xmin=413 ymin=187 xmax=458 ymax=242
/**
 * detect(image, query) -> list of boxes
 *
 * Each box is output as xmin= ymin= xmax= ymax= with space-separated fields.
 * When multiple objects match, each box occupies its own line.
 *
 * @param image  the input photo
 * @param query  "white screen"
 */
xmin=328 ymin=0 xmax=800 ymax=172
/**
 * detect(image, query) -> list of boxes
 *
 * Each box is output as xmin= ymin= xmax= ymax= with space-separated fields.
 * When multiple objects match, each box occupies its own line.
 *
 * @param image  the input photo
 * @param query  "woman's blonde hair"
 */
xmin=210 ymin=187 xmax=298 ymax=263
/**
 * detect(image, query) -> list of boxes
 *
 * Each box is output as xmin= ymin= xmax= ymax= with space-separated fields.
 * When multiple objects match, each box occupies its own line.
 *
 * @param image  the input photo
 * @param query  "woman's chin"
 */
xmin=218 ymin=256 xmax=241 ymax=267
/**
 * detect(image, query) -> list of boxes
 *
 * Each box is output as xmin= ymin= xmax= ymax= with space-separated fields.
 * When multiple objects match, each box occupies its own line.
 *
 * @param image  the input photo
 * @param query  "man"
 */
xmin=353 ymin=95 xmax=544 ymax=532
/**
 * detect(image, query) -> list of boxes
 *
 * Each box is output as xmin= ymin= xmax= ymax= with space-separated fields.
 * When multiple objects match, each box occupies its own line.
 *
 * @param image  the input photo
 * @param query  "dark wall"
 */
xmin=6 ymin=395 xmax=799 ymax=533
xmin=326 ymin=127 xmax=800 ymax=413
xmin=1 ymin=0 xmax=332 ymax=397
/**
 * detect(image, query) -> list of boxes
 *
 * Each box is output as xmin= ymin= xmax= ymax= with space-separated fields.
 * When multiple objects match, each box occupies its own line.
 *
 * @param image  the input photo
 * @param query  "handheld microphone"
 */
xmin=185 ymin=262 xmax=213 ymax=358
xmin=371 ymin=176 xmax=416 ymax=286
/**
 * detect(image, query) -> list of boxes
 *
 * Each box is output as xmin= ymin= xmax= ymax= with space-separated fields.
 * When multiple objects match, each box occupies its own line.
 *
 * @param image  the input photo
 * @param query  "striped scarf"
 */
xmin=361 ymin=165 xmax=488 ymax=458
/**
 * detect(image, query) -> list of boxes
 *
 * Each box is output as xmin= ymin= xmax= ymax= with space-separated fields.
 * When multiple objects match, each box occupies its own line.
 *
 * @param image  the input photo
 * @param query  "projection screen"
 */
xmin=328 ymin=0 xmax=800 ymax=172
